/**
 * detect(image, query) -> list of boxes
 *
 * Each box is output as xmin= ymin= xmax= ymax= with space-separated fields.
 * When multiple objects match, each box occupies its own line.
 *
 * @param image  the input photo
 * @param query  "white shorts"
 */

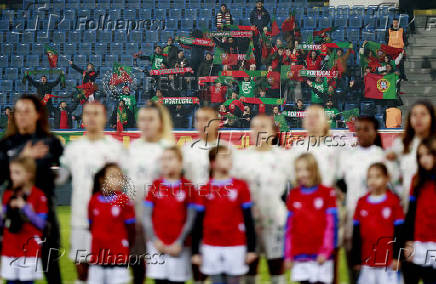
xmin=358 ymin=265 xmax=401 ymax=284
xmin=257 ymin=224 xmax=284 ymax=259
xmin=146 ymin=241 xmax=191 ymax=282
xmin=291 ymin=260 xmax=334 ymax=284
xmin=88 ymin=265 xmax=130 ymax=284
xmin=69 ymin=227 xmax=91 ymax=262
xmin=201 ymin=245 xmax=248 ymax=276
xmin=412 ymin=241 xmax=436 ymax=268
xmin=1 ymin=256 xmax=43 ymax=281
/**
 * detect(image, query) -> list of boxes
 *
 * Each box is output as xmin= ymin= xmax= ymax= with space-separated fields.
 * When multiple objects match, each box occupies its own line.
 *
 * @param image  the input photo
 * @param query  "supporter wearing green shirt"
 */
xmin=324 ymin=99 xmax=340 ymax=129
xmin=273 ymin=106 xmax=289 ymax=132
xmin=136 ymin=46 xmax=166 ymax=70
xmin=239 ymin=77 xmax=256 ymax=98
xmin=307 ymin=77 xmax=328 ymax=105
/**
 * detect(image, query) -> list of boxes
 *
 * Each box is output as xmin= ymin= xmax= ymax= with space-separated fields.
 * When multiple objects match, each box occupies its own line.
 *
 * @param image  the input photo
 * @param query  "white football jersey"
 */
xmin=124 ymin=139 xmax=172 ymax=211
xmin=232 ymin=147 xmax=292 ymax=228
xmin=182 ymin=139 xmax=231 ymax=188
xmin=61 ymin=135 xmax=125 ymax=228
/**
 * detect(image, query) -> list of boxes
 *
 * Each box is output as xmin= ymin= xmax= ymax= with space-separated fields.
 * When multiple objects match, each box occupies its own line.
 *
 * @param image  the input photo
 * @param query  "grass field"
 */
xmin=49 ymin=206 xmax=349 ymax=284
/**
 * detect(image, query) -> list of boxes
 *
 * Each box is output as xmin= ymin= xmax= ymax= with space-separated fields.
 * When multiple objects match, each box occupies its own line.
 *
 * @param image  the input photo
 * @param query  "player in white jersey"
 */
xmin=60 ymin=102 xmax=125 ymax=283
xmin=337 ymin=116 xmax=387 ymax=284
xmin=232 ymin=114 xmax=292 ymax=284
xmin=386 ymin=101 xmax=435 ymax=211
xmin=289 ymin=105 xmax=341 ymax=188
xmin=123 ymin=103 xmax=174 ymax=284
xmin=182 ymin=106 xmax=228 ymax=284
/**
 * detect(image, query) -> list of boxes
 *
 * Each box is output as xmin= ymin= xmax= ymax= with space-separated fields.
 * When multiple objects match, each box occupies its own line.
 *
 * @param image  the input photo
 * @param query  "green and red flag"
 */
xmin=324 ymin=41 xmax=353 ymax=49
xmin=44 ymin=45 xmax=58 ymax=68
xmin=281 ymin=12 xmax=296 ymax=33
xmin=364 ymin=73 xmax=398 ymax=100
xmin=219 ymin=70 xmax=267 ymax=77
xmin=281 ymin=65 xmax=304 ymax=81
xmin=245 ymin=39 xmax=255 ymax=63
xmin=364 ymin=41 xmax=403 ymax=59
xmin=175 ymin=36 xmax=215 ymax=48
xmin=266 ymin=17 xmax=280 ymax=37
xmin=110 ymin=62 xmax=132 ymax=86
xmin=341 ymin=108 xmax=360 ymax=122
xmin=213 ymin=48 xmax=239 ymax=65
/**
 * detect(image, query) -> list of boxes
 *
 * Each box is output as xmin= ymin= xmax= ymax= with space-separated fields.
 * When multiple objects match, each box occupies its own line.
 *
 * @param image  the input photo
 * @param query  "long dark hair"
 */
xmin=357 ymin=116 xmax=383 ymax=148
xmin=208 ymin=145 xmax=231 ymax=178
xmin=5 ymin=94 xmax=50 ymax=138
xmin=92 ymin=163 xmax=123 ymax=194
xmin=403 ymin=100 xmax=436 ymax=154
xmin=412 ymin=137 xmax=436 ymax=197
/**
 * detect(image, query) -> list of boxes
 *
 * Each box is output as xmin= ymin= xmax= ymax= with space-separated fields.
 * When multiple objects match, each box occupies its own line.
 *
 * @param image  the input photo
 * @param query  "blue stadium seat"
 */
xmin=83 ymin=31 xmax=97 ymax=42
xmin=139 ymin=9 xmax=152 ymax=19
xmin=142 ymin=0 xmax=154 ymax=9
xmin=232 ymin=8 xmax=244 ymax=19
xmin=301 ymin=29 xmax=313 ymax=43
xmin=57 ymin=19 xmax=71 ymax=30
xmin=364 ymin=15 xmax=377 ymax=29
xmin=375 ymin=114 xmax=385 ymax=128
xmin=362 ymin=29 xmax=376 ymax=42
xmin=158 ymin=1 xmax=171 ymax=9
xmin=124 ymin=9 xmax=136 ymax=19
xmin=141 ymin=43 xmax=154 ymax=55
xmin=197 ymin=18 xmax=210 ymax=30
xmin=169 ymin=9 xmax=182 ymax=18
xmin=331 ymin=29 xmax=345 ymax=41
xmin=0 ymin=20 xmax=10 ymax=31
xmin=129 ymin=31 xmax=143 ymax=42
xmin=5 ymin=68 xmax=18 ymax=80
xmin=22 ymin=31 xmax=34 ymax=43
xmin=126 ymin=43 xmax=139 ymax=55
xmin=303 ymin=16 xmax=316 ymax=29
xmin=190 ymin=0 xmax=201 ymax=8
xmin=79 ymin=43 xmax=92 ymax=54
xmin=109 ymin=9 xmax=121 ymax=20
xmin=334 ymin=15 xmax=348 ymax=28
xmin=349 ymin=15 xmax=362 ymax=28
xmin=160 ymin=30 xmax=173 ymax=42
xmin=1 ymin=44 xmax=13 ymax=55
xmin=7 ymin=33 xmax=19 ymax=43
xmin=114 ymin=30 xmax=127 ymax=42
xmin=165 ymin=18 xmax=178 ymax=30
xmin=127 ymin=0 xmax=141 ymax=9
xmin=351 ymin=5 xmax=365 ymax=16
xmin=69 ymin=31 xmax=82 ymax=42
xmin=366 ymin=5 xmax=378 ymax=16
xmin=146 ymin=30 xmax=159 ymax=43
xmin=74 ymin=55 xmax=87 ymax=66
xmin=185 ymin=9 xmax=197 ymax=19
xmin=37 ymin=31 xmax=50 ymax=43
xmin=52 ymin=31 xmax=65 ymax=43
xmin=336 ymin=5 xmax=350 ymax=16
xmin=94 ymin=9 xmax=106 ymax=19
xmin=375 ymin=29 xmax=387 ymax=43
xmin=11 ymin=56 xmax=24 ymax=67
xmin=97 ymin=30 xmax=112 ymax=42
xmin=306 ymin=8 xmax=319 ymax=18
xmin=77 ymin=9 xmax=91 ymax=19
xmin=26 ymin=55 xmax=40 ymax=67
xmin=360 ymin=101 xmax=376 ymax=116
xmin=97 ymin=0 xmax=111 ymax=9
xmin=63 ymin=43 xmax=76 ymax=55
xmin=120 ymin=55 xmax=133 ymax=66
xmin=239 ymin=18 xmax=250 ymax=26
xmin=181 ymin=19 xmax=194 ymax=30
xmin=399 ymin=14 xmax=409 ymax=29
xmin=95 ymin=43 xmax=107 ymax=54
xmin=65 ymin=79 xmax=77 ymax=88
xmin=32 ymin=43 xmax=44 ymax=55
xmin=377 ymin=15 xmax=390 ymax=29
xmin=68 ymin=67 xmax=83 ymax=80
xmin=111 ymin=1 xmax=124 ymax=9
xmin=110 ymin=43 xmax=123 ymax=54
xmin=104 ymin=54 xmax=117 ymax=66
xmin=276 ymin=8 xmax=289 ymax=17
xmin=318 ymin=16 xmax=332 ymax=29
xmin=199 ymin=9 xmax=211 ymax=19
xmin=0 ymin=56 xmax=8 ymax=68
xmin=1 ymin=80 xmax=13 ymax=92
xmin=154 ymin=9 xmax=166 ymax=19
xmin=16 ymin=43 xmax=30 ymax=55
xmin=14 ymin=80 xmax=27 ymax=92
xmin=63 ymin=9 xmax=76 ymax=21
xmin=347 ymin=28 xmax=360 ymax=43
xmin=89 ymin=54 xmax=102 ymax=66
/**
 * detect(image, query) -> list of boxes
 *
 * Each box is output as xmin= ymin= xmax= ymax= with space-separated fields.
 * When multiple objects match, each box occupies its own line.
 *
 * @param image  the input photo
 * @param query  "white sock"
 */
xmin=270 ymin=275 xmax=285 ymax=284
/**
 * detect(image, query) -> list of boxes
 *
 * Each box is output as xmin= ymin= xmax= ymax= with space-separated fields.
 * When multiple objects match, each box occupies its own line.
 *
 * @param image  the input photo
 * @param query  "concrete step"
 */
xmin=400 ymin=83 xmax=436 ymax=95
xmin=407 ymin=47 xmax=436 ymax=56
xmin=405 ymin=70 xmax=436 ymax=81
xmin=401 ymin=95 xmax=436 ymax=106
xmin=405 ymin=59 xmax=436 ymax=69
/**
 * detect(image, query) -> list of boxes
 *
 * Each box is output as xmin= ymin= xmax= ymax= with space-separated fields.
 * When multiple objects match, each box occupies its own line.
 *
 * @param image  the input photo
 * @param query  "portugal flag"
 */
xmin=213 ymin=47 xmax=238 ymax=65
xmin=44 ymin=45 xmax=58 ymax=68
xmin=364 ymin=73 xmax=398 ymax=99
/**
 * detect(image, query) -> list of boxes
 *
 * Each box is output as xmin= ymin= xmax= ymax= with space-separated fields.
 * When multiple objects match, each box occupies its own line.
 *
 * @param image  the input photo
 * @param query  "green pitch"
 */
xmin=36 ymin=206 xmax=349 ymax=283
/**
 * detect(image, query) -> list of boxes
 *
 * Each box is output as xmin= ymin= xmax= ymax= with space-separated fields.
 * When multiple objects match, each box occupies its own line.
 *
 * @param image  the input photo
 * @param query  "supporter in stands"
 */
xmin=135 ymin=45 xmax=165 ymax=70
xmin=266 ymin=67 xmax=280 ymax=98
xmin=386 ymin=18 xmax=408 ymax=80
xmin=163 ymin=37 xmax=179 ymax=68
xmin=241 ymin=105 xmax=252 ymax=128
xmin=175 ymin=50 xmax=188 ymax=67
xmin=197 ymin=53 xmax=214 ymax=77
xmin=289 ymin=99 xmax=305 ymax=129
xmin=53 ymin=101 xmax=72 ymax=129
xmin=24 ymin=73 xmax=63 ymax=117
xmin=171 ymin=104 xmax=191 ymax=128
xmin=110 ymin=100 xmax=134 ymax=132
xmin=0 ymin=106 xmax=11 ymax=130
xmin=325 ymin=99 xmax=340 ymax=129
xmin=71 ymin=105 xmax=82 ymax=129
xmin=208 ymin=81 xmax=227 ymax=108
xmin=333 ymin=48 xmax=353 ymax=78
xmin=250 ymin=0 xmax=271 ymax=67
xmin=215 ymin=4 xmax=233 ymax=30
xmin=239 ymin=76 xmax=256 ymax=98
xmin=69 ymin=61 xmax=99 ymax=103
xmin=307 ymin=77 xmax=328 ymax=105
xmin=273 ymin=106 xmax=289 ymax=132
xmin=305 ymin=50 xmax=323 ymax=70
xmin=190 ymin=30 xmax=207 ymax=73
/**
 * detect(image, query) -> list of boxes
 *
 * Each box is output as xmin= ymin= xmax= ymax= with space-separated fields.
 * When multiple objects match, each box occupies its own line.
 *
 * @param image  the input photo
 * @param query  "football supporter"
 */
xmin=351 ymin=163 xmax=404 ymax=284
xmin=1 ymin=157 xmax=47 ymax=283
xmin=68 ymin=60 xmax=99 ymax=103
xmin=192 ymin=145 xmax=257 ymax=284
xmin=403 ymin=138 xmax=436 ymax=283
xmin=23 ymin=73 xmax=63 ymax=116
xmin=124 ymin=103 xmax=174 ymax=284
xmin=143 ymin=146 xmax=196 ymax=283
xmin=387 ymin=100 xmax=436 ymax=210
xmin=87 ymin=163 xmax=136 ymax=284
xmin=232 ymin=114 xmax=292 ymax=284
xmin=61 ymin=102 xmax=125 ymax=282
xmin=284 ymin=153 xmax=338 ymax=284
xmin=0 ymin=95 xmax=63 ymax=284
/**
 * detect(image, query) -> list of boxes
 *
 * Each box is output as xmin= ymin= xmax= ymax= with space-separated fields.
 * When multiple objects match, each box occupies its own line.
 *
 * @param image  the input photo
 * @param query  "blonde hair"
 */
xmin=140 ymin=102 xmax=175 ymax=143
xmin=295 ymin=153 xmax=322 ymax=187
xmin=304 ymin=105 xmax=330 ymax=136
xmin=10 ymin=156 xmax=37 ymax=183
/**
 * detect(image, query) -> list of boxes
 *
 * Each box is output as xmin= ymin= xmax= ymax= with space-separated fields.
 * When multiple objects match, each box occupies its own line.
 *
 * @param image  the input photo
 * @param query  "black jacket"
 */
xmin=53 ymin=107 xmax=73 ymax=129
xmin=0 ymin=132 xmax=63 ymax=198
xmin=71 ymin=64 xmax=99 ymax=83
xmin=250 ymin=7 xmax=271 ymax=30
xmin=25 ymin=76 xmax=61 ymax=100
xmin=197 ymin=58 xmax=214 ymax=77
